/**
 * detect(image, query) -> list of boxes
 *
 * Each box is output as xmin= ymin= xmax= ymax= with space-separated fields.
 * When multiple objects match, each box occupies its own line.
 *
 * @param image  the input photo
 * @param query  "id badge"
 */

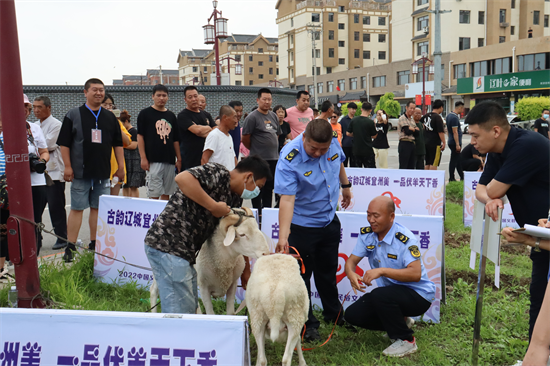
xmin=91 ymin=129 xmax=102 ymax=143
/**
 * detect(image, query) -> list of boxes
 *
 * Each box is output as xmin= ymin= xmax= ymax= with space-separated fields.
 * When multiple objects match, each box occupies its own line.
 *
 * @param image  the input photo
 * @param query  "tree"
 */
xmin=515 ymin=96 xmax=550 ymax=121
xmin=340 ymin=102 xmax=362 ymax=117
xmin=375 ymin=92 xmax=401 ymax=118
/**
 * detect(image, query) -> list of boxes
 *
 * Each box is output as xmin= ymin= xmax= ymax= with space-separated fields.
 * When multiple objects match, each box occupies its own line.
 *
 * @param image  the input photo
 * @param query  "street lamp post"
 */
xmin=269 ymin=79 xmax=283 ymax=88
xmin=412 ymin=53 xmax=435 ymax=114
xmin=203 ymin=0 xmax=228 ymax=86
xmin=219 ymin=56 xmax=241 ymax=85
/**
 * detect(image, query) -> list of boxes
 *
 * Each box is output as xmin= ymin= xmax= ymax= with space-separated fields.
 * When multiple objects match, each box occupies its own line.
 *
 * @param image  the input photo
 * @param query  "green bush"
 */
xmin=340 ymin=102 xmax=362 ymax=117
xmin=375 ymin=92 xmax=401 ymax=118
xmin=515 ymin=96 xmax=550 ymax=121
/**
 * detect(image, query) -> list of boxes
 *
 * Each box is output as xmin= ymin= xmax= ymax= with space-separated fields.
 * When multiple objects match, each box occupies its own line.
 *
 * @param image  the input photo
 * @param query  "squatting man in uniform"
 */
xmin=275 ymin=119 xmax=352 ymax=342
xmin=344 ymin=196 xmax=436 ymax=357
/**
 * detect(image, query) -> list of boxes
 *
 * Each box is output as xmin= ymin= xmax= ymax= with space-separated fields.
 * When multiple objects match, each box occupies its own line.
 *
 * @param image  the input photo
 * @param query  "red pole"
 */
xmin=213 ymin=11 xmax=221 ymax=86
xmin=0 ymin=0 xmax=45 ymax=308
xmin=422 ymin=57 xmax=426 ymax=115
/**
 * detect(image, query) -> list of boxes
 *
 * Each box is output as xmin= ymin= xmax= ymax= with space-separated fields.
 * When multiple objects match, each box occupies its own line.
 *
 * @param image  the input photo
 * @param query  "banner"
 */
xmin=0 ymin=308 xmax=249 ymax=366
xmin=463 ymin=172 xmax=518 ymax=228
xmin=257 ymin=209 xmax=444 ymax=323
xmin=341 ymin=168 xmax=445 ymax=216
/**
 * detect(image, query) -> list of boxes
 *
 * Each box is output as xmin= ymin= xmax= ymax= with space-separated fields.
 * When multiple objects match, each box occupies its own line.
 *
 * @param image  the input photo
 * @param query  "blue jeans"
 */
xmin=144 ymin=244 xmax=198 ymax=314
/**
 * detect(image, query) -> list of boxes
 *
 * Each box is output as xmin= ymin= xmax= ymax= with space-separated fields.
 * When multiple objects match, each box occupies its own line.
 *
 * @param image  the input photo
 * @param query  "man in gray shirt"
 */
xmin=242 ymin=88 xmax=281 ymax=212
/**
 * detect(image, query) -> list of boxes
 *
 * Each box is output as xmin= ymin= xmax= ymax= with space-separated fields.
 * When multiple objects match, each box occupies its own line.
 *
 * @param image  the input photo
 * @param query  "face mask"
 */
xmin=544 ymin=114 xmax=549 ymax=120
xmin=241 ymin=177 xmax=260 ymax=200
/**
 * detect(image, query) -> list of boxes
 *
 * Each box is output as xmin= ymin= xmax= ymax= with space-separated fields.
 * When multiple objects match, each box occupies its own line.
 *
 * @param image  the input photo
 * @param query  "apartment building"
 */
xmin=177 ymin=34 xmax=279 ymax=86
xmin=146 ymin=69 xmax=180 ymax=85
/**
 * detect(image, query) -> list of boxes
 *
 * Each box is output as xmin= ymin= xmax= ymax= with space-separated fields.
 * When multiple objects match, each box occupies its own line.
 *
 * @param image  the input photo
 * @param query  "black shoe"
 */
xmin=88 ymin=242 xmax=95 ymax=251
xmin=52 ymin=241 xmax=67 ymax=250
xmin=303 ymin=328 xmax=321 ymax=343
xmin=63 ymin=250 xmax=74 ymax=263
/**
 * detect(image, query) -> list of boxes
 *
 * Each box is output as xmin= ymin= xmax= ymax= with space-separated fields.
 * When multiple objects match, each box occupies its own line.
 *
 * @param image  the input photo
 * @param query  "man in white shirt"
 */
xmin=201 ymin=106 xmax=238 ymax=170
xmin=33 ymin=96 xmax=67 ymax=250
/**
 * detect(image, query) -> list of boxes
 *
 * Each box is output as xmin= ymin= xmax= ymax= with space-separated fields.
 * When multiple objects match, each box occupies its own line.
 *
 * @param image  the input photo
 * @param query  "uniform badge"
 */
xmin=333 ymin=130 xmax=338 ymax=138
xmin=360 ymin=227 xmax=372 ymax=234
xmin=387 ymin=253 xmax=398 ymax=260
xmin=304 ymin=170 xmax=312 ymax=177
xmin=285 ymin=149 xmax=299 ymax=162
xmin=408 ymin=245 xmax=421 ymax=258
xmin=395 ymin=232 xmax=409 ymax=244
xmin=330 ymin=153 xmax=339 ymax=161
xmin=366 ymin=245 xmax=375 ymax=250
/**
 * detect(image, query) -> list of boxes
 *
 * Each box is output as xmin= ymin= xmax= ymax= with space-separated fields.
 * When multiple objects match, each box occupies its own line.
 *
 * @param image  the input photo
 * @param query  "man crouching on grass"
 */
xmin=144 ymin=156 xmax=272 ymax=314
xmin=344 ymin=196 xmax=436 ymax=357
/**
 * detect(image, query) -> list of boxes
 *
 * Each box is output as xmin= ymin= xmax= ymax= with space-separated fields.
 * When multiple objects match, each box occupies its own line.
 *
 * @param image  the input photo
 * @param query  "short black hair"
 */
xmin=406 ymin=101 xmax=416 ymax=108
xmin=257 ymin=88 xmax=272 ymax=98
xmin=347 ymin=102 xmax=358 ymax=110
xmin=228 ymin=101 xmax=243 ymax=109
xmin=102 ymin=93 xmax=114 ymax=104
xmin=362 ymin=102 xmax=373 ymax=111
xmin=272 ymin=104 xmax=287 ymax=118
xmin=455 ymin=101 xmax=465 ymax=108
xmin=432 ymin=99 xmax=444 ymax=110
xmin=84 ymin=78 xmax=104 ymax=90
xmin=152 ymin=84 xmax=169 ymax=95
xmin=296 ymin=90 xmax=309 ymax=100
xmin=312 ymin=108 xmax=318 ymax=114
xmin=235 ymin=155 xmax=273 ymax=181
xmin=304 ymin=118 xmax=333 ymax=143
xmin=321 ymin=100 xmax=333 ymax=113
xmin=184 ymin=85 xmax=198 ymax=97
xmin=465 ymin=101 xmax=510 ymax=131
xmin=34 ymin=96 xmax=51 ymax=108
xmin=543 ymin=109 xmax=550 ymax=113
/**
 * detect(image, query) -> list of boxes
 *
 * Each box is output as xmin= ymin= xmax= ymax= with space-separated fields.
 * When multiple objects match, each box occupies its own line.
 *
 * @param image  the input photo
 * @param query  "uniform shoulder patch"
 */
xmin=408 ymin=245 xmax=421 ymax=258
xmin=285 ymin=149 xmax=299 ymax=162
xmin=366 ymin=245 xmax=375 ymax=250
xmin=387 ymin=253 xmax=398 ymax=260
xmin=395 ymin=232 xmax=409 ymax=244
xmin=304 ymin=170 xmax=312 ymax=177
xmin=330 ymin=153 xmax=339 ymax=161
xmin=360 ymin=226 xmax=372 ymax=235
xmin=333 ymin=130 xmax=338 ymax=138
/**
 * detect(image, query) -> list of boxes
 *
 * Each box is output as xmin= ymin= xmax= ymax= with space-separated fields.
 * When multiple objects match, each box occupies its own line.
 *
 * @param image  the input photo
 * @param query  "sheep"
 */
xmin=246 ymin=253 xmax=309 ymax=366
xmin=150 ymin=207 xmax=270 ymax=315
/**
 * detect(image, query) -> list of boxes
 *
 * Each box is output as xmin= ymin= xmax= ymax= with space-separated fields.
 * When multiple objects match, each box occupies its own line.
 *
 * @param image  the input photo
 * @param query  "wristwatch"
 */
xmin=534 ymin=238 xmax=541 ymax=252
xmin=341 ymin=182 xmax=352 ymax=189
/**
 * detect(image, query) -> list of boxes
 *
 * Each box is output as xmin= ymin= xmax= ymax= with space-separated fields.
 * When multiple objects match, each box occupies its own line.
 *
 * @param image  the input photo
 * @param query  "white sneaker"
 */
xmin=383 ymin=317 xmax=415 ymax=339
xmin=382 ymin=338 xmax=418 ymax=357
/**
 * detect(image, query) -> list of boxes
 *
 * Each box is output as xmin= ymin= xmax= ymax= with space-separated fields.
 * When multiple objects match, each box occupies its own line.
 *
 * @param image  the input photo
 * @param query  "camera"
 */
xmin=29 ymin=153 xmax=46 ymax=174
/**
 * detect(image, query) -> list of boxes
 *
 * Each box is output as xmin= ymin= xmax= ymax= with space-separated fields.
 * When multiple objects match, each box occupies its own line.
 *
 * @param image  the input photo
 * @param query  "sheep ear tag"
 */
xmin=224 ymin=226 xmax=236 ymax=246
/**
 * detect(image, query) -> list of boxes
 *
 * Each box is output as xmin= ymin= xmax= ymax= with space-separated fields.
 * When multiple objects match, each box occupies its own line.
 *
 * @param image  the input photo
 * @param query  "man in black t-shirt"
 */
xmin=533 ymin=109 xmax=549 ymax=139
xmin=469 ymin=101 xmax=550 ymax=341
xmin=460 ymin=143 xmax=483 ymax=171
xmin=137 ymin=85 xmax=181 ymax=200
xmin=57 ymin=78 xmax=124 ymax=262
xmin=198 ymin=94 xmax=216 ymax=126
xmin=422 ymin=100 xmax=446 ymax=170
xmin=177 ymin=86 xmax=218 ymax=170
xmin=347 ymin=102 xmax=378 ymax=168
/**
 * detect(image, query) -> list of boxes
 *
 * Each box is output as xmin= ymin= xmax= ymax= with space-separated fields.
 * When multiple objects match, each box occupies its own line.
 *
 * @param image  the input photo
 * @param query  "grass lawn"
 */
xmin=0 ymin=181 xmax=534 ymax=365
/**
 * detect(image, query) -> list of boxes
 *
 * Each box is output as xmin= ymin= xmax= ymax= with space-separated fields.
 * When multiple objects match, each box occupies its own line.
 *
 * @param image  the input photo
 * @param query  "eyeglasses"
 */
xmin=331 ymin=116 xmax=338 ymax=119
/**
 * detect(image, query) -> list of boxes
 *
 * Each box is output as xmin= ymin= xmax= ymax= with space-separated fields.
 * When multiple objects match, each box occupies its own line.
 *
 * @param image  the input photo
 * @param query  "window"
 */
xmin=327 ymin=67 xmax=332 ymax=74
xmin=317 ymin=82 xmax=323 ymax=94
xmin=276 ymin=56 xmax=279 ymax=62
xmin=350 ymin=77 xmax=358 ymax=90
xmin=361 ymin=76 xmax=367 ymax=89
xmin=511 ymin=0 xmax=515 ymax=8
xmin=470 ymin=61 xmax=489 ymax=77
xmin=339 ymin=58 xmax=346 ymax=65
xmin=249 ymin=80 xmax=253 ymax=86
xmin=192 ymin=66 xmax=198 ymax=72
xmin=204 ymin=77 xmax=208 ymax=83
xmin=316 ymin=66 xmax=321 ymax=75
xmin=459 ymin=37 xmax=470 ymax=50
xmin=493 ymin=57 xmax=511 ymax=75
xmin=235 ymin=80 xmax=242 ymax=86
xmin=354 ymin=32 xmax=360 ymax=41
xmin=329 ymin=30 xmax=335 ymax=40
xmin=363 ymin=50 xmax=371 ymax=59
xmin=204 ymin=66 xmax=208 ymax=72
xmin=249 ymin=55 xmax=253 ymax=61
xmin=379 ymin=34 xmax=386 ymax=42
xmin=312 ymin=13 xmax=320 ymax=22
xmin=235 ymin=55 xmax=241 ymax=62
xmin=363 ymin=33 xmax=370 ymax=42
xmin=290 ymin=34 xmax=294 ymax=44
xmin=249 ymin=67 xmax=253 ymax=74
xmin=453 ymin=64 xmax=466 ymax=79
xmin=259 ymin=74 xmax=264 ymax=79
xmin=338 ymin=5 xmax=345 ymax=12
xmin=545 ymin=15 xmax=549 ymax=28
xmin=312 ymin=49 xmax=320 ymax=58
xmin=378 ymin=51 xmax=386 ymax=60
xmin=519 ymin=53 xmax=548 ymax=71
xmin=329 ymin=48 xmax=335 ymax=58
xmin=415 ymin=67 xmax=429 ymax=82
xmin=339 ymin=41 xmax=345 ymax=47
xmin=397 ymin=70 xmax=410 ymax=85
xmin=338 ymin=79 xmax=346 ymax=91
xmin=418 ymin=0 xmax=428 ymax=5
xmin=417 ymin=41 xmax=428 ymax=56
xmin=417 ymin=15 xmax=429 ymax=31
xmin=373 ymin=76 xmax=386 ymax=87
xmin=338 ymin=23 xmax=345 ymax=30
xmin=327 ymin=80 xmax=334 ymax=92
xmin=269 ymin=55 xmax=273 ymax=62
xmin=314 ymin=32 xmax=320 ymax=40
xmin=534 ymin=11 xmax=540 ymax=25
xmin=354 ymin=49 xmax=360 ymax=58
xmin=258 ymin=48 xmax=264 ymax=53
xmin=378 ymin=17 xmax=386 ymax=26
xmin=277 ymin=68 xmax=279 ymax=75
xmin=354 ymin=14 xmax=360 ymax=23
xmin=499 ymin=9 xmax=506 ymax=23
xmin=478 ymin=11 xmax=485 ymax=24
xmin=308 ymin=85 xmax=314 ymax=96
xmin=363 ymin=16 xmax=370 ymax=25
xmin=459 ymin=10 xmax=470 ymax=24
xmin=269 ymin=68 xmax=273 ymax=75
xmin=258 ymin=61 xmax=263 ymax=66
xmin=511 ymin=26 xmax=515 ymax=35
xmin=499 ymin=36 xmax=506 ymax=43
xmin=478 ymin=38 xmax=484 ymax=47
xmin=328 ymin=12 xmax=334 ymax=22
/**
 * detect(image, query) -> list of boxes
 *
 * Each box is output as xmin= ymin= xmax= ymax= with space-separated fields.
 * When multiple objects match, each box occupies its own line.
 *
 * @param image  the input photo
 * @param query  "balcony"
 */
xmin=349 ymin=1 xmax=391 ymax=11
xmin=296 ymin=0 xmax=336 ymax=10
xmin=499 ymin=22 xmax=509 ymax=28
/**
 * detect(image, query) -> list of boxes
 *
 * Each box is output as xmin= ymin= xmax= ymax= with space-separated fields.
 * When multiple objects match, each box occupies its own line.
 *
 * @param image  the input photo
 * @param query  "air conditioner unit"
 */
xmin=423 ymin=26 xmax=429 ymax=33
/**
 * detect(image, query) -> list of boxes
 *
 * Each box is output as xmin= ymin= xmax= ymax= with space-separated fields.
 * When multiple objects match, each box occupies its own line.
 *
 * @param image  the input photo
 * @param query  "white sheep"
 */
xmin=246 ymin=253 xmax=309 ymax=366
xmin=150 ymin=207 xmax=269 ymax=315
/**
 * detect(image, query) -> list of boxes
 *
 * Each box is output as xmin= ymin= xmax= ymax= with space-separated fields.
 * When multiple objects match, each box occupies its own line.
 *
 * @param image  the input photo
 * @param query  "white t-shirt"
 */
xmin=203 ymin=128 xmax=236 ymax=170
xmin=27 ymin=122 xmax=48 ymax=186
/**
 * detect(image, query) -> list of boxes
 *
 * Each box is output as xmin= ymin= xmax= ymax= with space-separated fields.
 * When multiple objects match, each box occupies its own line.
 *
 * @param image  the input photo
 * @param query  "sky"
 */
xmin=14 ymin=0 xmax=279 ymax=85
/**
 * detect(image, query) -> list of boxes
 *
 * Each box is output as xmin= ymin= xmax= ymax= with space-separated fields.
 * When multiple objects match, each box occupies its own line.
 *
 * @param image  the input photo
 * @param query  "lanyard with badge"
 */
xmin=86 ymin=105 xmax=102 ymax=143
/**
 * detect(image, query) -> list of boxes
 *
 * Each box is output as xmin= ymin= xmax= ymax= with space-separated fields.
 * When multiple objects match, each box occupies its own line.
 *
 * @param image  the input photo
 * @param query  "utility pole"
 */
xmin=428 ymin=0 xmax=451 ymax=102
xmin=159 ymin=65 xmax=163 ymax=85
xmin=307 ymin=23 xmax=321 ymax=110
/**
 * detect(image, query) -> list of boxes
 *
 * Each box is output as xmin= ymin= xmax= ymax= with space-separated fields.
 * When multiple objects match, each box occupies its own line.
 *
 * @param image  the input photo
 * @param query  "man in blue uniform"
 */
xmin=344 ymin=196 xmax=435 ymax=357
xmin=275 ymin=119 xmax=352 ymax=342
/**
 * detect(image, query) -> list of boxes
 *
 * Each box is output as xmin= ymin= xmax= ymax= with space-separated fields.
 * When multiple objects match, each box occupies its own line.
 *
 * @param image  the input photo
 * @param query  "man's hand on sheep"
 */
xmin=209 ymin=201 xmax=231 ymax=218
xmin=276 ymin=238 xmax=290 ymax=254
xmin=363 ymin=268 xmax=384 ymax=287
xmin=348 ymin=272 xmax=366 ymax=294
xmin=341 ymin=188 xmax=352 ymax=209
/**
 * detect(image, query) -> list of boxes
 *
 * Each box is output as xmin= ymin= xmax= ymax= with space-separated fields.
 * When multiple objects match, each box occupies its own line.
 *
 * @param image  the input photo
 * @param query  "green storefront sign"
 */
xmin=457 ymin=70 xmax=550 ymax=95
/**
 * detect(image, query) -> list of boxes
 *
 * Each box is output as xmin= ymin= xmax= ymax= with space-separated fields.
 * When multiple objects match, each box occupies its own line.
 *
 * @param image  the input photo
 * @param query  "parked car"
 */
xmin=387 ymin=118 xmax=399 ymax=130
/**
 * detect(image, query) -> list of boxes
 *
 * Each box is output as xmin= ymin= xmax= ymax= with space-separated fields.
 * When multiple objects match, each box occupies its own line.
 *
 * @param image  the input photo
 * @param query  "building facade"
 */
xmin=146 ymin=69 xmax=180 ymax=85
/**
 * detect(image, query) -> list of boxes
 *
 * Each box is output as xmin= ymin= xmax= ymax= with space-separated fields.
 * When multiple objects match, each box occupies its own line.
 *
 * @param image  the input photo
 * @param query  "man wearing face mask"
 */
xmin=533 ymin=109 xmax=549 ymax=139
xmin=275 ymin=119 xmax=352 ymax=342
xmin=144 ymin=156 xmax=272 ymax=314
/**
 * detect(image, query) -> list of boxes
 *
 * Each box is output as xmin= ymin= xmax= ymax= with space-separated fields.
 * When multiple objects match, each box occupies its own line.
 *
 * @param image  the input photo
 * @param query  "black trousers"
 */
xmin=353 ymin=155 xmax=376 ymax=168
xmin=529 ymin=249 xmax=550 ymax=341
xmin=448 ymin=146 xmax=464 ymax=181
xmin=251 ymin=160 xmax=277 ymax=215
xmin=345 ymin=285 xmax=431 ymax=341
xmin=461 ymin=158 xmax=482 ymax=172
xmin=31 ymin=185 xmax=47 ymax=255
xmin=41 ymin=180 xmax=67 ymax=243
xmin=398 ymin=141 xmax=416 ymax=169
xmin=342 ymin=146 xmax=355 ymax=168
xmin=415 ymin=154 xmax=425 ymax=170
xmin=288 ymin=215 xmax=341 ymax=330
